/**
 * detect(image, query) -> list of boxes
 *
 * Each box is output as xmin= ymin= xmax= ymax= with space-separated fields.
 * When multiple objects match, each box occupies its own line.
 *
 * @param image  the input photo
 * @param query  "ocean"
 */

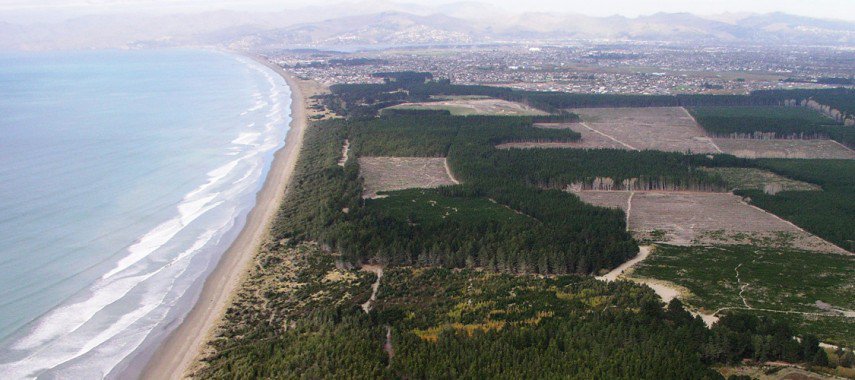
xmin=0 ymin=49 xmax=291 ymax=378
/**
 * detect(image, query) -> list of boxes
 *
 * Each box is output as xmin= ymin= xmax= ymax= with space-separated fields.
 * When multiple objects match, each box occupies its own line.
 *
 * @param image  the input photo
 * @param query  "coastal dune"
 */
xmin=141 ymin=60 xmax=308 ymax=380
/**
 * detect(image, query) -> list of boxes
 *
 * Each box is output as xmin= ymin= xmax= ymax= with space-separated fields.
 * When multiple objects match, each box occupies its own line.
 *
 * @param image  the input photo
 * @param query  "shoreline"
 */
xmin=140 ymin=57 xmax=308 ymax=380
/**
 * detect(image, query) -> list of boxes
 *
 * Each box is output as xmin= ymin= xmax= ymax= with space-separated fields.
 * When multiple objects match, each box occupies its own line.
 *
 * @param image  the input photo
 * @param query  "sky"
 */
xmin=0 ymin=0 xmax=853 ymax=22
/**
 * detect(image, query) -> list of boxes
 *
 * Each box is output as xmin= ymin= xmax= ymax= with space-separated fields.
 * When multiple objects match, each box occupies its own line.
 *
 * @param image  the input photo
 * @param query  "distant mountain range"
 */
xmin=1 ymin=1 xmax=853 ymax=50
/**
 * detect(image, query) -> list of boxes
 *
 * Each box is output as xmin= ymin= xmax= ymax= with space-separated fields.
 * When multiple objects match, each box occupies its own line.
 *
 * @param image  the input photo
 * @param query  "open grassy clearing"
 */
xmin=365 ymin=188 xmax=532 ymax=225
xmin=571 ymin=190 xmax=845 ymax=253
xmin=359 ymin=157 xmax=456 ymax=198
xmin=629 ymin=244 xmax=855 ymax=347
xmin=384 ymin=98 xmax=548 ymax=116
xmin=712 ymin=138 xmax=855 ymax=159
xmin=701 ymin=167 xmax=821 ymax=194
xmin=569 ymin=107 xmax=721 ymax=153
xmin=428 ymin=95 xmax=491 ymax=101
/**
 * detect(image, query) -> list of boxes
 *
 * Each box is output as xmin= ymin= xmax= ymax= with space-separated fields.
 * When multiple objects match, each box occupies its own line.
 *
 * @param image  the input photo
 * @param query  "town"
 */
xmin=272 ymin=42 xmax=855 ymax=95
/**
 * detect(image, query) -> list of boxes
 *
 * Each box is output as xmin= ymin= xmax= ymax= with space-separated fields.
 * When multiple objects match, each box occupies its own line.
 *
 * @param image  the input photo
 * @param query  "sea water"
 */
xmin=0 ymin=49 xmax=290 ymax=378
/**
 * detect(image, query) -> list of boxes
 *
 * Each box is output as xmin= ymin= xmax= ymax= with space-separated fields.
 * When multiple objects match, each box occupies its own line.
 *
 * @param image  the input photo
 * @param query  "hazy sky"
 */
xmin=1 ymin=0 xmax=853 ymax=21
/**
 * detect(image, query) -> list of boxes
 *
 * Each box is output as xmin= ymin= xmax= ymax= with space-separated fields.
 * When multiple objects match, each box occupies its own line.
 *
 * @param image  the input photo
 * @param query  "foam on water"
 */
xmin=0 ymin=50 xmax=291 ymax=379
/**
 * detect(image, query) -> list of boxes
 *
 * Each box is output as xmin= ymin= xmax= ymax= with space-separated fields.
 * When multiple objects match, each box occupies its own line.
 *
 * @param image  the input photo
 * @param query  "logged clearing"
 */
xmin=700 ymin=167 xmax=821 ymax=194
xmin=497 ymin=123 xmax=626 ymax=150
xmin=359 ymin=157 xmax=457 ymax=198
xmin=386 ymin=98 xmax=548 ymax=116
xmin=567 ymin=107 xmax=721 ymax=153
xmin=711 ymin=138 xmax=855 ymax=159
xmin=571 ymin=190 xmax=845 ymax=253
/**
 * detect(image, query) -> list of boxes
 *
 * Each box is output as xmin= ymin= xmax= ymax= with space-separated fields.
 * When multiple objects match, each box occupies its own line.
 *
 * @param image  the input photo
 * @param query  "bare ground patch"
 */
xmin=386 ymin=98 xmax=548 ymax=116
xmin=567 ymin=107 xmax=721 ymax=153
xmin=712 ymin=138 xmax=855 ymax=159
xmin=571 ymin=190 xmax=845 ymax=253
xmin=359 ymin=157 xmax=457 ymax=198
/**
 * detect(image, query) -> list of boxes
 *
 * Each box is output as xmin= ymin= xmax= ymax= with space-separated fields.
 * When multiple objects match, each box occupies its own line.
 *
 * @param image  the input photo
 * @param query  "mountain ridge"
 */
xmin=1 ymin=5 xmax=853 ymax=50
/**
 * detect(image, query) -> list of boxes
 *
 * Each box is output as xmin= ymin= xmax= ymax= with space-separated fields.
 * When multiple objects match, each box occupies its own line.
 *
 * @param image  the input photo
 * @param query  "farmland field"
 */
xmin=359 ymin=157 xmax=457 ymax=198
xmin=630 ymin=244 xmax=855 ymax=347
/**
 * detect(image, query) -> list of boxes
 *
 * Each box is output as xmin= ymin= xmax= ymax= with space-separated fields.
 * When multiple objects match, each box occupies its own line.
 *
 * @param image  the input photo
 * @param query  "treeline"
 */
xmin=327 ymin=75 xmax=855 ymax=131
xmin=377 ymin=271 xmax=721 ymax=379
xmin=342 ymin=112 xmax=636 ymax=274
xmin=692 ymin=117 xmax=841 ymax=140
xmin=327 ymin=74 xmax=855 ymax=120
xmin=687 ymin=106 xmax=855 ymax=147
xmin=351 ymin=111 xmax=580 ymax=157
xmin=327 ymin=77 xmax=855 ymax=264
xmin=705 ymin=313 xmax=829 ymax=366
xmin=198 ymin=254 xmax=834 ymax=379
xmin=455 ymin=144 xmax=729 ymax=191
xmin=196 ymin=90 xmax=845 ymax=378
xmin=736 ymin=159 xmax=855 ymax=252
xmin=270 ymin=114 xmax=631 ymax=275
xmin=754 ymin=88 xmax=855 ymax=120
xmin=336 ymin=111 xmax=740 ymax=273
xmin=270 ymin=118 xmax=362 ymax=244
xmin=332 ymin=186 xmax=634 ymax=274
xmin=372 ymin=71 xmax=433 ymax=84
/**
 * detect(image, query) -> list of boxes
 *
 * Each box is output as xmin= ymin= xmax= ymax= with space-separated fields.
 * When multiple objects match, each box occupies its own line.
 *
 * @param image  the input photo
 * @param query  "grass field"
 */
xmin=385 ymin=98 xmax=548 ymax=116
xmin=630 ymin=244 xmax=855 ymax=346
xmin=366 ymin=188 xmax=533 ymax=225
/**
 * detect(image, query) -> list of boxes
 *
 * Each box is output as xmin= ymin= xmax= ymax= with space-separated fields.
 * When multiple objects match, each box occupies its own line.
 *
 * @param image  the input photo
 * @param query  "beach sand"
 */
xmin=140 ymin=58 xmax=311 ymax=380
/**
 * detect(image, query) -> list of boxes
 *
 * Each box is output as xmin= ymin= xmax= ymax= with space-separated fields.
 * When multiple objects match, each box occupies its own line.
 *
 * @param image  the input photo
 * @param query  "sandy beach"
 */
xmin=140 ymin=57 xmax=309 ymax=380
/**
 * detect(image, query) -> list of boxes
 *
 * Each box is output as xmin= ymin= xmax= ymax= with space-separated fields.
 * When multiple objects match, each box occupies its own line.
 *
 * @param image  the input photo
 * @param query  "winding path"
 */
xmin=360 ymin=265 xmax=394 ymax=363
xmin=338 ymin=139 xmax=350 ymax=167
xmin=444 ymin=158 xmax=460 ymax=184
xmin=384 ymin=326 xmax=394 ymax=360
xmin=361 ymin=265 xmax=383 ymax=313
xmin=734 ymin=263 xmax=751 ymax=308
xmin=624 ymin=191 xmax=634 ymax=231
xmin=596 ymin=245 xmax=651 ymax=282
